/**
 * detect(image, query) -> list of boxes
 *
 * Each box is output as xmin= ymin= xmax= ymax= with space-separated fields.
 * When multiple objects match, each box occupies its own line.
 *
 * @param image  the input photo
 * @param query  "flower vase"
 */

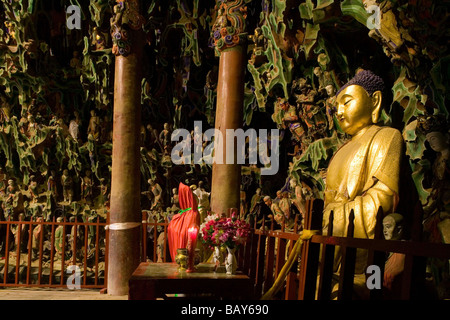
xmin=213 ymin=246 xmax=223 ymax=272
xmin=225 ymin=246 xmax=237 ymax=275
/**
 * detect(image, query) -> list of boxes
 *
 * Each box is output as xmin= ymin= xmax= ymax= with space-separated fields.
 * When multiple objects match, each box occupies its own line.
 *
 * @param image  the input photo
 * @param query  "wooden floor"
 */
xmin=0 ymin=288 xmax=127 ymax=300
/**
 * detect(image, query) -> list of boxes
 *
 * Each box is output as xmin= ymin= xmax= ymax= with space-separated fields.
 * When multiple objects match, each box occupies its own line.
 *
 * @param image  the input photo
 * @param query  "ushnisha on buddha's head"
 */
xmin=335 ymin=70 xmax=385 ymax=136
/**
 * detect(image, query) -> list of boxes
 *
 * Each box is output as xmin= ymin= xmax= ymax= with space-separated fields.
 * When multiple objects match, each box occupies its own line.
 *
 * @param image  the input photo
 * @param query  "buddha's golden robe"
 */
xmin=323 ymin=125 xmax=404 ymax=273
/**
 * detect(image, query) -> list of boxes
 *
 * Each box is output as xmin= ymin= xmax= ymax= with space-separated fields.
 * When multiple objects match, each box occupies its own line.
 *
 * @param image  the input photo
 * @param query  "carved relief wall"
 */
xmin=0 ymin=0 xmax=448 ymax=295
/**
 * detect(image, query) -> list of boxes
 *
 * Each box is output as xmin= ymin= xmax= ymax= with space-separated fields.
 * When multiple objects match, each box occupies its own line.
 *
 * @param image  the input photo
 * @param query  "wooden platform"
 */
xmin=128 ymin=262 xmax=254 ymax=300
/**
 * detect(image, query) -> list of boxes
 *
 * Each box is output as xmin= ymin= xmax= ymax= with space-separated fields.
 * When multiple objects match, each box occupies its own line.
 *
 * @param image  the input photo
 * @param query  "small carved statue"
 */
xmin=31 ymin=217 xmax=43 ymax=260
xmin=249 ymin=187 xmax=262 ymax=216
xmin=69 ymin=50 xmax=82 ymax=71
xmin=101 ymin=115 xmax=113 ymax=144
xmin=81 ymin=170 xmax=94 ymax=205
xmin=383 ymin=213 xmax=405 ymax=291
xmin=263 ymin=196 xmax=284 ymax=227
xmin=418 ymin=115 xmax=450 ymax=218
xmin=12 ymin=213 xmax=26 ymax=251
xmin=0 ymin=166 xmax=8 ymax=196
xmin=148 ymin=179 xmax=163 ymax=211
xmin=170 ymin=187 xmax=180 ymax=213
xmin=239 ymin=185 xmax=247 ymax=220
xmin=61 ymin=169 xmax=74 ymax=204
xmin=27 ymin=114 xmax=39 ymax=141
xmin=289 ymin=178 xmax=307 ymax=218
xmin=279 ymin=191 xmax=291 ymax=221
xmin=47 ymin=171 xmax=58 ymax=200
xmin=54 ymin=217 xmax=64 ymax=257
xmin=3 ymin=178 xmax=19 ymax=220
xmin=87 ymin=109 xmax=101 ymax=142
xmin=28 ymin=175 xmax=38 ymax=203
xmin=279 ymin=98 xmax=305 ymax=143
xmin=99 ymin=178 xmax=110 ymax=208
xmin=325 ymin=84 xmax=337 ymax=131
xmin=193 ymin=181 xmax=210 ymax=223
xmin=417 ymin=115 xmax=450 ymax=250
xmin=313 ymin=67 xmax=326 ymax=94
xmin=159 ymin=123 xmax=172 ymax=151
xmin=423 ymin=119 xmax=450 ymax=218
xmin=156 ymin=232 xmax=166 ymax=263
xmin=69 ymin=111 xmax=81 ymax=142
xmin=6 ymin=179 xmax=17 ymax=205
xmin=0 ymin=92 xmax=11 ymax=124
xmin=383 ymin=213 xmax=404 ymax=241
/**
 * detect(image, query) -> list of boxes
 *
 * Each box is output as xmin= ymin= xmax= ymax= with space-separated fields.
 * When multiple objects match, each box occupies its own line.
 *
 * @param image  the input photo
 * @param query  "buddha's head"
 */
xmin=335 ymin=70 xmax=385 ymax=136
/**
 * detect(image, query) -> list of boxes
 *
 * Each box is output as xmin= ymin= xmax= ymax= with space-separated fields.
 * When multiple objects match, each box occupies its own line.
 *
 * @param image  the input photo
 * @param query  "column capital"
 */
xmin=110 ymin=0 xmax=145 ymax=57
xmin=211 ymin=0 xmax=249 ymax=55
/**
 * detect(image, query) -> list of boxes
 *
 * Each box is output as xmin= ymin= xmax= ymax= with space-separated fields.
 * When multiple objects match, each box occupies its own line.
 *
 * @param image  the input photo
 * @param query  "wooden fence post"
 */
xmin=317 ymin=210 xmax=335 ymax=300
xmin=298 ymin=199 xmax=324 ymax=300
xmin=337 ymin=210 xmax=356 ymax=300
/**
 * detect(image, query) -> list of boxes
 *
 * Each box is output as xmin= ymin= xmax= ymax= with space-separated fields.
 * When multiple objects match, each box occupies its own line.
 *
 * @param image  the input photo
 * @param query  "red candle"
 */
xmin=188 ymin=226 xmax=198 ymax=243
xmin=186 ymin=226 xmax=198 ymax=273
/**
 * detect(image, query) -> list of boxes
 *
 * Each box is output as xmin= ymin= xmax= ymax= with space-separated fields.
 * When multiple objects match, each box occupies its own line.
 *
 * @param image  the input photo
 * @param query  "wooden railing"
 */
xmin=237 ymin=206 xmax=305 ymax=300
xmin=0 ymin=211 xmax=172 ymax=289
xmin=3 ymin=204 xmax=449 ymax=299
xmin=0 ymin=215 xmax=109 ymax=288
xmin=141 ymin=211 xmax=171 ymax=263
xmin=239 ymin=199 xmax=450 ymax=300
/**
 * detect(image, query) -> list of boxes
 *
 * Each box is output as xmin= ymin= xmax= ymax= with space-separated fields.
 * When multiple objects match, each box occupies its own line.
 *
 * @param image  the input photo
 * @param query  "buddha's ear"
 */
xmin=371 ymin=90 xmax=383 ymax=123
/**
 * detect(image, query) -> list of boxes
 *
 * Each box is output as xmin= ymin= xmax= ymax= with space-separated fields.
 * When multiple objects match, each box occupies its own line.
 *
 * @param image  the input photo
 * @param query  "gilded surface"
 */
xmin=323 ymin=83 xmax=404 ymax=273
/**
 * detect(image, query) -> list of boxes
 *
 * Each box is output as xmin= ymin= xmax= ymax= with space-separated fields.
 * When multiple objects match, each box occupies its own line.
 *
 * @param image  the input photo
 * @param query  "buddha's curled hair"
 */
xmin=336 ymin=70 xmax=385 ymax=97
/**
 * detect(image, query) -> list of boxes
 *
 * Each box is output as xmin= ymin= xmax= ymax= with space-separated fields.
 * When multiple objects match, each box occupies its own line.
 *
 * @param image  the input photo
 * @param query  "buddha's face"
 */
xmin=336 ymin=85 xmax=379 ymax=136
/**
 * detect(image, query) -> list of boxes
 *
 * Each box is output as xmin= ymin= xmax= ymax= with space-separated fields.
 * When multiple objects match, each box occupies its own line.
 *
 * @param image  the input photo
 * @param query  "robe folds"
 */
xmin=167 ymin=183 xmax=200 ymax=262
xmin=323 ymin=125 xmax=404 ymax=273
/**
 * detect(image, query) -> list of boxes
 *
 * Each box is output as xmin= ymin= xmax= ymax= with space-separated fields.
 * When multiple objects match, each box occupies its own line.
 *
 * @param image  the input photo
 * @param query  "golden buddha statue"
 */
xmin=323 ymin=70 xmax=404 ymax=274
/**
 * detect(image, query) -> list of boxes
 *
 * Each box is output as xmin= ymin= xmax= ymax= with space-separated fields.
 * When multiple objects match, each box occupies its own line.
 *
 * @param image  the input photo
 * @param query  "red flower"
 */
xmin=200 ymin=213 xmax=250 ymax=249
